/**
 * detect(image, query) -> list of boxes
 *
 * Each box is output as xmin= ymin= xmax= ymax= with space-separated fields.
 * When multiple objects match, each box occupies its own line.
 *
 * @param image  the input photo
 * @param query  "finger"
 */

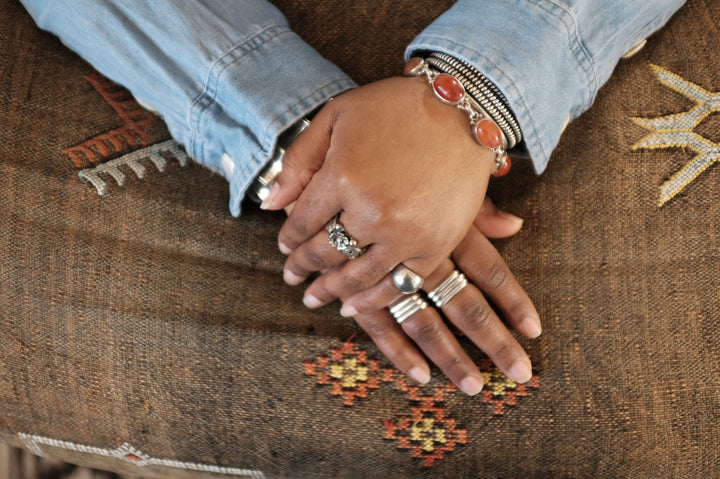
xmin=282 ymin=229 xmax=348 ymax=287
xmin=474 ymin=197 xmax=524 ymax=239
xmin=303 ymin=245 xmax=447 ymax=309
xmin=339 ymin=274 xmax=405 ymax=317
xmin=423 ymin=261 xmax=533 ymax=384
xmin=397 ymin=301 xmax=485 ymax=396
xmin=261 ymin=104 xmax=336 ymax=210
xmin=353 ymin=310 xmax=430 ymax=385
xmin=277 ymin=167 xmax=343 ymax=254
xmin=301 ymin=245 xmax=395 ymax=308
xmin=452 ymin=226 xmax=542 ymax=338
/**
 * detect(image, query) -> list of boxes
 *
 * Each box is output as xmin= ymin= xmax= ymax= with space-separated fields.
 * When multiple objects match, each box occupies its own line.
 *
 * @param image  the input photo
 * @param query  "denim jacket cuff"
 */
xmin=192 ymin=26 xmax=356 ymax=216
xmin=407 ymin=0 xmax=685 ymax=174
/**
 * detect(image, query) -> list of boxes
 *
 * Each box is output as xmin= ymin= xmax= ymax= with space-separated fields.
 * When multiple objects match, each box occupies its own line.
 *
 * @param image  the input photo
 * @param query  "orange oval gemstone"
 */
xmin=475 ymin=119 xmax=502 ymax=149
xmin=403 ymin=57 xmax=424 ymax=76
xmin=432 ymin=73 xmax=464 ymax=103
xmin=494 ymin=156 xmax=512 ymax=177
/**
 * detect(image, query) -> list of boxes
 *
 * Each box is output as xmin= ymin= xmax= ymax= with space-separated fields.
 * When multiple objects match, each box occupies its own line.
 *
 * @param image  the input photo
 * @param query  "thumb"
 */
xmin=260 ymin=103 xmax=335 ymax=210
xmin=474 ymin=197 xmax=524 ymax=238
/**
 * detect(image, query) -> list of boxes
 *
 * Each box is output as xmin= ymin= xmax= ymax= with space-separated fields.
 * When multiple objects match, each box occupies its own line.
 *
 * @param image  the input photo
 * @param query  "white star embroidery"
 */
xmin=632 ymin=64 xmax=719 ymax=206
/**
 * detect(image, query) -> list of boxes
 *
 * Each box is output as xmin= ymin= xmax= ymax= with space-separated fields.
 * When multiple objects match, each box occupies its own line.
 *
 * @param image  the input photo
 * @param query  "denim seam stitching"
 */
xmin=528 ymin=0 xmax=598 ymax=112
xmin=187 ymin=24 xmax=289 ymax=163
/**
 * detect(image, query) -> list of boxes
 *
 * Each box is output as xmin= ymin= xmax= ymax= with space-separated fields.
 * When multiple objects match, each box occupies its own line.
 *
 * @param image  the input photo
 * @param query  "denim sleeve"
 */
xmin=407 ymin=0 xmax=686 ymax=173
xmin=20 ymin=0 xmax=356 ymax=216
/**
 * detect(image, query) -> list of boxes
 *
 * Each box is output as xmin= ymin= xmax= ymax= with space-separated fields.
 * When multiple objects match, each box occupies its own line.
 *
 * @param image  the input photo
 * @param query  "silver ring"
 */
xmin=326 ymin=214 xmax=366 ymax=259
xmin=389 ymin=293 xmax=428 ymax=324
xmin=428 ymin=270 xmax=468 ymax=308
xmin=391 ymin=264 xmax=424 ymax=294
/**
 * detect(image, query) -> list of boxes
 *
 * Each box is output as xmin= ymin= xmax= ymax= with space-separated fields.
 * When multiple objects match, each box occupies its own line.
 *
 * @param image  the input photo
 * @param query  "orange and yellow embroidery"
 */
xmin=305 ymin=340 xmax=539 ymax=468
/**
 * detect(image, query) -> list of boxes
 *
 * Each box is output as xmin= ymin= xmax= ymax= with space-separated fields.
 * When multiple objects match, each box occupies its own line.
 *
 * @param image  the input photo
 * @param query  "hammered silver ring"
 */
xmin=389 ymin=293 xmax=428 ymax=324
xmin=391 ymin=264 xmax=424 ymax=294
xmin=427 ymin=270 xmax=468 ymax=308
xmin=327 ymin=214 xmax=366 ymax=260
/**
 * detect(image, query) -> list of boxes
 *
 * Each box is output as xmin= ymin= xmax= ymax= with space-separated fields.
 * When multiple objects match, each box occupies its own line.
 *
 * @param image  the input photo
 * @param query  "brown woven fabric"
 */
xmin=0 ymin=1 xmax=718 ymax=478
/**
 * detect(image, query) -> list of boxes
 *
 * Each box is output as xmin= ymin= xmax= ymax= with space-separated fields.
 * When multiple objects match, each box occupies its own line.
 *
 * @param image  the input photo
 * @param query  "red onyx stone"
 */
xmin=403 ymin=57 xmax=424 ymax=76
xmin=432 ymin=73 xmax=465 ymax=103
xmin=475 ymin=119 xmax=502 ymax=149
xmin=494 ymin=157 xmax=512 ymax=177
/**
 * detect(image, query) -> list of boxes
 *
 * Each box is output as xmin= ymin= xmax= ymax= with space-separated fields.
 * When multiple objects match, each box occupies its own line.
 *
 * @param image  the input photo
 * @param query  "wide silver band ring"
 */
xmin=326 ymin=214 xmax=366 ymax=260
xmin=389 ymin=293 xmax=428 ymax=324
xmin=391 ymin=264 xmax=424 ymax=294
xmin=427 ymin=270 xmax=468 ymax=308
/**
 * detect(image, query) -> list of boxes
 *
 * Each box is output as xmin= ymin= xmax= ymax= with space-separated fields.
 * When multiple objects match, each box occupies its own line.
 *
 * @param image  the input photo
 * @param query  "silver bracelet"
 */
xmin=404 ymin=57 xmax=511 ymax=176
xmin=427 ymin=53 xmax=522 ymax=149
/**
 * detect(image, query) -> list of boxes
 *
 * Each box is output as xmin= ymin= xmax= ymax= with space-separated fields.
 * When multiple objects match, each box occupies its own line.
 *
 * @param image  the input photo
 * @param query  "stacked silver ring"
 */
xmin=389 ymin=293 xmax=428 ymax=324
xmin=428 ymin=270 xmax=468 ymax=308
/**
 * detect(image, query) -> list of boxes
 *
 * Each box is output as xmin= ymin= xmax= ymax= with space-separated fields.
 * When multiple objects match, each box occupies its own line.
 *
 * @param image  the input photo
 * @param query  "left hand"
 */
xmin=264 ymin=76 xmax=496 ymax=308
xmin=335 ymin=203 xmax=541 ymax=395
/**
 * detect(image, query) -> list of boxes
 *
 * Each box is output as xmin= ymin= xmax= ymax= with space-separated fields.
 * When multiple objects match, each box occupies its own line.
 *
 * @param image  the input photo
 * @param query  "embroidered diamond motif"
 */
xmin=305 ymin=341 xmax=540 ymax=468
xmin=304 ymin=341 xmax=383 ymax=406
xmin=632 ymin=64 xmax=719 ymax=206
xmin=383 ymin=394 xmax=468 ymax=468
xmin=478 ymin=358 xmax=540 ymax=415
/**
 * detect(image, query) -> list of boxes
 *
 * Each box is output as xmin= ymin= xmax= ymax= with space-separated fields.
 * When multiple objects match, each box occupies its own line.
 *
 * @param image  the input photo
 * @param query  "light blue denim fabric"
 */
xmin=407 ymin=0 xmax=686 ymax=171
xmin=22 ymin=0 xmax=685 ymax=215
xmin=21 ymin=0 xmax=357 ymax=216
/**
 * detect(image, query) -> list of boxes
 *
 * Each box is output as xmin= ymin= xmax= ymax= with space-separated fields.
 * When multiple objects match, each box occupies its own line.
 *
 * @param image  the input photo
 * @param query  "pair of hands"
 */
xmin=261 ymin=76 xmax=541 ymax=395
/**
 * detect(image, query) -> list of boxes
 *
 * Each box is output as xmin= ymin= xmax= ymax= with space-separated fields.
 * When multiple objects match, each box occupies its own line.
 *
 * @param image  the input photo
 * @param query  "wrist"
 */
xmin=404 ymin=57 xmax=511 ymax=177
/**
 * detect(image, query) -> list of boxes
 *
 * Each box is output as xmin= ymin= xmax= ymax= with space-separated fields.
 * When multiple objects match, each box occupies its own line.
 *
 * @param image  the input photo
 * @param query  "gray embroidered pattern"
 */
xmin=79 ymin=139 xmax=188 ymax=195
xmin=632 ymin=64 xmax=719 ymax=206
xmin=18 ymin=433 xmax=265 ymax=478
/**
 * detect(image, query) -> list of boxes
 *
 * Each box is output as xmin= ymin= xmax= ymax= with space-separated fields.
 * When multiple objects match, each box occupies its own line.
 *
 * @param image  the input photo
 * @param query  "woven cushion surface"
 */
xmin=0 ymin=1 xmax=718 ymax=477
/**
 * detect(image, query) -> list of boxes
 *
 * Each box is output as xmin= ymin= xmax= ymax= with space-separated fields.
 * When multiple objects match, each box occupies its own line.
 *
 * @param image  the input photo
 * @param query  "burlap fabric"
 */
xmin=0 ymin=1 xmax=718 ymax=477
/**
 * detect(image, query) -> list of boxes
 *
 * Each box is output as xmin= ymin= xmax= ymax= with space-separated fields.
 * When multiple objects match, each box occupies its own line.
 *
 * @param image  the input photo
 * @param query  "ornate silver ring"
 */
xmin=389 ymin=293 xmax=428 ymax=324
xmin=391 ymin=264 xmax=424 ymax=294
xmin=427 ymin=270 xmax=468 ymax=308
xmin=327 ymin=214 xmax=366 ymax=260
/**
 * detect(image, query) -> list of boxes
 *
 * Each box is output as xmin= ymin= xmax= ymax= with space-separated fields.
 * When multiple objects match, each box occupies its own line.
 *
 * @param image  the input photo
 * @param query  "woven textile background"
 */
xmin=0 ymin=1 xmax=718 ymax=478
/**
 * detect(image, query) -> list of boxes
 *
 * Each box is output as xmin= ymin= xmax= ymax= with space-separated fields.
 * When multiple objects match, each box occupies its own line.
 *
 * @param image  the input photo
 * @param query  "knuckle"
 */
xmin=354 ymin=295 xmax=384 ymax=314
xmin=405 ymin=318 xmax=443 ymax=344
xmin=362 ymin=317 xmax=392 ymax=338
xmin=484 ymin=260 xmax=510 ymax=290
xmin=462 ymin=301 xmax=494 ymax=332
xmin=491 ymin=339 xmax=516 ymax=362
xmin=342 ymin=269 xmax=370 ymax=292
xmin=440 ymin=354 xmax=466 ymax=371
xmin=363 ymin=254 xmax=390 ymax=279
xmin=303 ymin=247 xmax=328 ymax=270
xmin=287 ymin=214 xmax=315 ymax=239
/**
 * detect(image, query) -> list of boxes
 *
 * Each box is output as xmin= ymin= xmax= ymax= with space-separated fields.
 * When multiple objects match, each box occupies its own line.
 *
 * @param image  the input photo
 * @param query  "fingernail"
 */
xmin=283 ymin=269 xmax=304 ymax=285
xmin=498 ymin=210 xmax=524 ymax=225
xmin=340 ymin=304 xmax=358 ymax=317
xmin=279 ymin=242 xmax=293 ymax=255
xmin=409 ymin=366 xmax=431 ymax=385
xmin=260 ymin=183 xmax=280 ymax=210
xmin=522 ymin=315 xmax=542 ymax=339
xmin=508 ymin=361 xmax=532 ymax=384
xmin=459 ymin=375 xmax=484 ymax=396
xmin=303 ymin=294 xmax=323 ymax=308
